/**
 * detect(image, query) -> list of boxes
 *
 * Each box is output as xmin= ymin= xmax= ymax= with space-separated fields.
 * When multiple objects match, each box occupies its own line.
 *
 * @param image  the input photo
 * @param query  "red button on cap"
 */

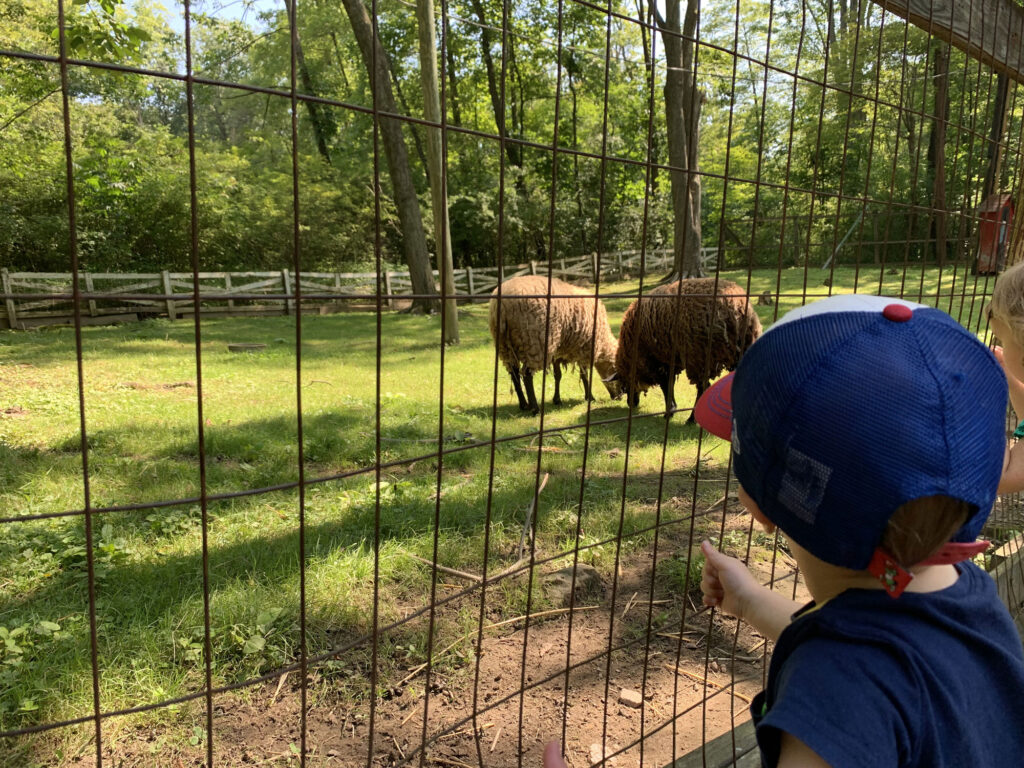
xmin=882 ymin=303 xmax=913 ymax=322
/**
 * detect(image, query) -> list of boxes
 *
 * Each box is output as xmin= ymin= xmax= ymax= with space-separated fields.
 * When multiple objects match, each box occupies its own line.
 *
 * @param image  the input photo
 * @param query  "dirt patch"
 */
xmin=56 ymin=513 xmax=806 ymax=768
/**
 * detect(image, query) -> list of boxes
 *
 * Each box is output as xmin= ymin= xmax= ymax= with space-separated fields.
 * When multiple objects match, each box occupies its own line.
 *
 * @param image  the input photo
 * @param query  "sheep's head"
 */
xmin=595 ymin=339 xmax=623 ymax=400
xmin=604 ymin=366 xmax=652 ymax=409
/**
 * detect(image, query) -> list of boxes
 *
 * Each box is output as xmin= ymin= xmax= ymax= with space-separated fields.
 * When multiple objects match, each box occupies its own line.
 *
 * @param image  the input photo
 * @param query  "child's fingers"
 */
xmin=544 ymin=741 xmax=568 ymax=768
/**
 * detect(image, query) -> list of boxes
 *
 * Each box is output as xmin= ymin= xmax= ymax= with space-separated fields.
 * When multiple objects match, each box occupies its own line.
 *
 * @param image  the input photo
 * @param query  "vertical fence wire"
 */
xmin=182 ymin=1 xmax=216 ymax=765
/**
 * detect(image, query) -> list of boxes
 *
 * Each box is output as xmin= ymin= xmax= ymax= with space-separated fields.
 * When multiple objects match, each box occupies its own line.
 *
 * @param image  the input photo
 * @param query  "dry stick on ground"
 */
xmin=392 ymin=735 xmax=406 ymax=759
xmin=402 ymin=473 xmax=548 ymax=583
xmin=405 ymin=552 xmax=483 ymax=583
xmin=268 ymin=671 xmax=289 ymax=708
xmin=664 ymin=663 xmax=753 ymax=704
xmin=621 ymin=591 xmax=638 ymax=619
xmin=397 ymin=605 xmax=602 ymax=688
xmin=490 ymin=725 xmax=502 ymax=753
xmin=518 ymin=472 xmax=550 ymax=560
xmin=429 ymin=757 xmax=476 ymax=768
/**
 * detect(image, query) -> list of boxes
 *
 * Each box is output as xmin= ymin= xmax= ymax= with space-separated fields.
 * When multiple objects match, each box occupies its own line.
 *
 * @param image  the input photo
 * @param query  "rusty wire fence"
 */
xmin=3 ymin=0 xmax=1024 ymax=766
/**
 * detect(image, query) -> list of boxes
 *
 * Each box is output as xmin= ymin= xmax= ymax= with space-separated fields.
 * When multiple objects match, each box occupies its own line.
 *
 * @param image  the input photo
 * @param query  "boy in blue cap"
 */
xmin=693 ymin=294 xmax=1024 ymax=768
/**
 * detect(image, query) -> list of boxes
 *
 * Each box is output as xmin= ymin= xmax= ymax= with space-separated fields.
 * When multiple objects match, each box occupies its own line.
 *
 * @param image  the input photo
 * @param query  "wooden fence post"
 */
xmin=281 ymin=269 xmax=292 ymax=315
xmin=1 ymin=268 xmax=17 ymax=328
xmin=590 ymin=253 xmax=598 ymax=280
xmin=559 ymin=258 xmax=566 ymax=278
xmin=225 ymin=273 xmax=235 ymax=309
xmin=614 ymin=251 xmax=622 ymax=277
xmin=161 ymin=270 xmax=176 ymax=320
xmin=384 ymin=270 xmax=394 ymax=308
xmin=84 ymin=273 xmax=97 ymax=317
xmin=530 ymin=260 xmax=537 ymax=275
xmin=467 ymin=266 xmax=475 ymax=297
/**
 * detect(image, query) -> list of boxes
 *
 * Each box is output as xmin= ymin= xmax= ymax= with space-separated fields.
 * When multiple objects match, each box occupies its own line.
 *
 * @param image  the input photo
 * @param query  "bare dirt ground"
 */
xmin=54 ymin=510 xmax=809 ymax=768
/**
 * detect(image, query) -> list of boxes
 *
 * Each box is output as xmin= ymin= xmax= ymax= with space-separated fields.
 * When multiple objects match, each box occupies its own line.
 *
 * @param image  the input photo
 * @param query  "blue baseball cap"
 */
xmin=695 ymin=294 xmax=1007 ymax=574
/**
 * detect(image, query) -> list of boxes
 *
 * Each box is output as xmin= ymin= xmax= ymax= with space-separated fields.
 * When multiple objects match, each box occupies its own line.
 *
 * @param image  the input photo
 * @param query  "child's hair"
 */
xmin=989 ymin=261 xmax=1024 ymax=350
xmin=881 ymin=495 xmax=971 ymax=568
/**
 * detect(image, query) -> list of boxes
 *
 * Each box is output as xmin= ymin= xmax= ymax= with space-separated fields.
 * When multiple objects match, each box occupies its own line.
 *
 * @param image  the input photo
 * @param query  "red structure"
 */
xmin=976 ymin=193 xmax=1015 ymax=275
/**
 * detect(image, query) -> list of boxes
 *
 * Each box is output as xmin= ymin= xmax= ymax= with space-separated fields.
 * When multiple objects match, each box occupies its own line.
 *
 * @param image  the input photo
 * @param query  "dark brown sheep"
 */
xmin=610 ymin=278 xmax=761 ymax=420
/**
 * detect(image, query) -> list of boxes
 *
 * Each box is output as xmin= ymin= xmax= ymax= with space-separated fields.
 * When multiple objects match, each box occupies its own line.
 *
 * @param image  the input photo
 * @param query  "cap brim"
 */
xmin=694 ymin=372 xmax=735 ymax=441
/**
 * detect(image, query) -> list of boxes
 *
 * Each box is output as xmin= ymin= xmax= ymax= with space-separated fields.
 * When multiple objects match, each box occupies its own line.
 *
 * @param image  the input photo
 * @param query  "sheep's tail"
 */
xmin=489 ymin=300 xmax=520 ymax=369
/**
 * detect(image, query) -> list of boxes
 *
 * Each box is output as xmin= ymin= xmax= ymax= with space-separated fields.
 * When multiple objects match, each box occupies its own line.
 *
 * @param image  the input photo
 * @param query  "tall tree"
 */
xmin=656 ymin=0 xmax=704 ymax=280
xmin=926 ymin=41 xmax=949 ymax=265
xmin=340 ymin=0 xmax=439 ymax=313
xmin=416 ymin=0 xmax=459 ymax=341
xmin=283 ymin=0 xmax=334 ymax=165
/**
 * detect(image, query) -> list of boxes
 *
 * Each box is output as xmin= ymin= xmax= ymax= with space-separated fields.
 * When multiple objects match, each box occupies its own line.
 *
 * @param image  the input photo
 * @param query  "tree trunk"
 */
xmin=416 ymin=0 xmax=459 ymax=342
xmin=340 ymin=0 xmax=438 ymax=313
xmin=927 ymin=42 xmax=949 ymax=265
xmin=982 ymin=73 xmax=1011 ymax=201
xmin=283 ymin=0 xmax=333 ymax=165
xmin=467 ymin=0 xmax=522 ymax=169
xmin=442 ymin=10 xmax=462 ymax=126
xmin=657 ymin=0 xmax=703 ymax=281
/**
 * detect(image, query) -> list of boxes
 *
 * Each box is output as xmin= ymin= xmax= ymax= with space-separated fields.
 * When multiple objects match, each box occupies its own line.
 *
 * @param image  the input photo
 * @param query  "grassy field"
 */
xmin=0 ymin=264 xmax=997 ymax=757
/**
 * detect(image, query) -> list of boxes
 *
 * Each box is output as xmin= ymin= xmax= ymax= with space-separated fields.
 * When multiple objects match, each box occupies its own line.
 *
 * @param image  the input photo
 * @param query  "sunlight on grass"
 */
xmin=0 ymin=265 xmax=996 ymax=745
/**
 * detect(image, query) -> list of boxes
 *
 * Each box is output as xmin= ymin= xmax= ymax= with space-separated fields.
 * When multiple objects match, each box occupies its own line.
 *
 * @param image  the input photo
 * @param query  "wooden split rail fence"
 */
xmin=0 ymin=248 xmax=712 ymax=330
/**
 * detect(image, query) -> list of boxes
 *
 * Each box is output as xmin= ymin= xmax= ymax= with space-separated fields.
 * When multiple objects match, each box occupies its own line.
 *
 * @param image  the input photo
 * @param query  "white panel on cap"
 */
xmin=765 ymin=294 xmax=927 ymax=336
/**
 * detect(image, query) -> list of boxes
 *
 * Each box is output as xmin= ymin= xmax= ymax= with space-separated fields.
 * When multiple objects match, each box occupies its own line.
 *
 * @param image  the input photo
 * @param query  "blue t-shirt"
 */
xmin=751 ymin=562 xmax=1024 ymax=767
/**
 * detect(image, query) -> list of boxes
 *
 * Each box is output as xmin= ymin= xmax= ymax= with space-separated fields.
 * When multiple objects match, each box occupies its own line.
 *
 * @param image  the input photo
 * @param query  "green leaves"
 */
xmin=50 ymin=0 xmax=151 ymax=62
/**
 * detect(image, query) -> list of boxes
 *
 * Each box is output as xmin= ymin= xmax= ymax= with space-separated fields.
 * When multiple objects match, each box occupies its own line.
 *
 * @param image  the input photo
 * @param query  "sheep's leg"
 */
xmin=658 ymin=371 xmax=676 ymax=419
xmin=579 ymin=366 xmax=594 ymax=402
xmin=508 ymin=366 xmax=530 ymax=411
xmin=686 ymin=380 xmax=708 ymax=424
xmin=552 ymin=361 xmax=562 ymax=405
xmin=523 ymin=368 xmax=540 ymax=414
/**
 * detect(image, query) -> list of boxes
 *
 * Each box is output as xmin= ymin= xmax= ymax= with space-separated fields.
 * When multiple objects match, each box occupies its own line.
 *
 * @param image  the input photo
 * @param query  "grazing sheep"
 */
xmin=489 ymin=275 xmax=622 ymax=414
xmin=610 ymin=278 xmax=761 ymax=420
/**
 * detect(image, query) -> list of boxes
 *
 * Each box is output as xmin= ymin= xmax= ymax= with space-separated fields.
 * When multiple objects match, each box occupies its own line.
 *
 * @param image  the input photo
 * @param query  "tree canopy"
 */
xmin=2 ymin=0 xmax=1021 ymax=275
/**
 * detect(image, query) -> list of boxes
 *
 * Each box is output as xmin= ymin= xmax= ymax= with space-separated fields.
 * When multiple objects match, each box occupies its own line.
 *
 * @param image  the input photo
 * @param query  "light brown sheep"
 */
xmin=488 ymin=275 xmax=622 ymax=413
xmin=610 ymin=277 xmax=761 ymax=420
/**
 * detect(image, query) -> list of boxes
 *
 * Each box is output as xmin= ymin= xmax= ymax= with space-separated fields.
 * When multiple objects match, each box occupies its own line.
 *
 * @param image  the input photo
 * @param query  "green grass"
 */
xmin=0 ymin=264 xmax=997 ymax=755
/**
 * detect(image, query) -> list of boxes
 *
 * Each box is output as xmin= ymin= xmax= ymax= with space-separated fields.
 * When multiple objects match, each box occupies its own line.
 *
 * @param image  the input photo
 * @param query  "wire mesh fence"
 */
xmin=2 ymin=0 xmax=1024 ymax=766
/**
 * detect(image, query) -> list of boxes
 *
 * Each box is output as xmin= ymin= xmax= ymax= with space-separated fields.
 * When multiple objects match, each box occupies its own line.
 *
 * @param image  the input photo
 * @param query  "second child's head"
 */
xmin=695 ymin=295 xmax=1007 ymax=596
xmin=989 ymin=261 xmax=1024 ymax=381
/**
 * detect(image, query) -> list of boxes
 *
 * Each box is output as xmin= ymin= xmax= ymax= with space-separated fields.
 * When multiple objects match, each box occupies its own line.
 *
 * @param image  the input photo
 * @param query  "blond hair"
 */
xmin=988 ymin=261 xmax=1024 ymax=352
xmin=880 ymin=495 xmax=971 ymax=568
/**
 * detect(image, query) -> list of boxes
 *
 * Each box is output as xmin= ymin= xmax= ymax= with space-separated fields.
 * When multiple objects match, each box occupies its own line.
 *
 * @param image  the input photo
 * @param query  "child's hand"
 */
xmin=700 ymin=540 xmax=762 ymax=620
xmin=544 ymin=741 xmax=568 ymax=768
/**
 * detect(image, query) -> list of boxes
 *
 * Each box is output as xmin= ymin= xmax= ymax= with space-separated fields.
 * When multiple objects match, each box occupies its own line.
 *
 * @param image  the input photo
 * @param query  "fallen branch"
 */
xmin=518 ymin=472 xmax=550 ymax=560
xmin=397 ymin=604 xmax=602 ymax=688
xmin=405 ymin=552 xmax=483 ymax=584
xmin=664 ymin=663 xmax=753 ymax=704
xmin=269 ymin=671 xmax=289 ymax=708
xmin=429 ymin=756 xmax=475 ymax=768
xmin=490 ymin=725 xmax=502 ymax=753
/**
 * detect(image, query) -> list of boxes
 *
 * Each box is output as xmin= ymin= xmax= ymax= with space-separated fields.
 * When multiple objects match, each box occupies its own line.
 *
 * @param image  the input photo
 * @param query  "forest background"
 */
xmin=2 ymin=0 xmax=1020 ymax=285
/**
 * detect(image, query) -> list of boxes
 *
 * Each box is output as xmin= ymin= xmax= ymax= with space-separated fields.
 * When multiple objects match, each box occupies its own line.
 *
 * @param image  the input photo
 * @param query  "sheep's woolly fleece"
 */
xmin=488 ymin=275 xmax=618 ymax=381
xmin=615 ymin=277 xmax=762 ymax=400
